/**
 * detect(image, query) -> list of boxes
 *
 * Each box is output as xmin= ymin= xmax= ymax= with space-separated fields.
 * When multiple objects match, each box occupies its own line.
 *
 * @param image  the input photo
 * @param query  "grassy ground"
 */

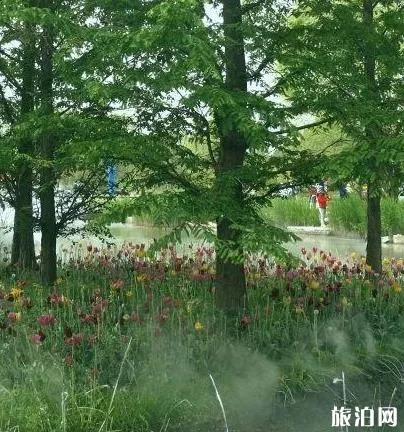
xmin=0 ymin=244 xmax=403 ymax=431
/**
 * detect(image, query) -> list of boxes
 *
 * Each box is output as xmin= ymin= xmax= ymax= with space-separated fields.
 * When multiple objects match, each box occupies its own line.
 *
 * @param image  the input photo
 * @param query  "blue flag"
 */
xmin=107 ymin=165 xmax=117 ymax=196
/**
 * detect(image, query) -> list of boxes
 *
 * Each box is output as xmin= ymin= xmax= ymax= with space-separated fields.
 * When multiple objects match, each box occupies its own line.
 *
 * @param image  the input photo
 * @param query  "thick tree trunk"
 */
xmin=366 ymin=184 xmax=382 ymax=273
xmin=39 ymin=10 xmax=57 ymax=286
xmin=11 ymin=168 xmax=36 ymax=268
xmin=215 ymin=0 xmax=248 ymax=312
xmin=216 ymin=218 xmax=247 ymax=312
xmin=11 ymin=16 xmax=36 ymax=269
xmin=40 ymin=169 xmax=57 ymax=285
xmin=363 ymin=0 xmax=382 ymax=274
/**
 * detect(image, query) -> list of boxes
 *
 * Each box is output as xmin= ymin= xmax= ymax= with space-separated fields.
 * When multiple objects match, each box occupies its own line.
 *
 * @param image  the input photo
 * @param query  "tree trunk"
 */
xmin=216 ymin=218 xmax=247 ymax=313
xmin=11 ymin=168 xmax=36 ymax=269
xmin=366 ymin=184 xmax=382 ymax=273
xmin=215 ymin=0 xmax=248 ymax=313
xmin=38 ymin=8 xmax=57 ymax=286
xmin=39 ymin=169 xmax=57 ymax=285
xmin=363 ymin=0 xmax=382 ymax=274
xmin=11 ymin=15 xmax=36 ymax=269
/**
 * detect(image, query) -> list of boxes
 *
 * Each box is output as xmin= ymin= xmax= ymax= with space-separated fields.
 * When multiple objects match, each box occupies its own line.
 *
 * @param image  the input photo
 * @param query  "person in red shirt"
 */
xmin=316 ymin=187 xmax=330 ymax=227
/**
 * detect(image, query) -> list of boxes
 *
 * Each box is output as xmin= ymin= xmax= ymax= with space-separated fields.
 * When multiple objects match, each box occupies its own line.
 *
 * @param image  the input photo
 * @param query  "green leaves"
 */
xmin=282 ymin=0 xmax=404 ymax=185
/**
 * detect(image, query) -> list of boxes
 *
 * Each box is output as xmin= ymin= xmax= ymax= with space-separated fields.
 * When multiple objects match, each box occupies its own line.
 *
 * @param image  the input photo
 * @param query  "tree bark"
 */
xmin=215 ymin=0 xmax=248 ymax=313
xmin=38 ymin=6 xmax=57 ymax=286
xmin=11 ymin=166 xmax=36 ymax=269
xmin=366 ymin=184 xmax=382 ymax=273
xmin=11 ymin=16 xmax=36 ymax=269
xmin=363 ymin=0 xmax=382 ymax=273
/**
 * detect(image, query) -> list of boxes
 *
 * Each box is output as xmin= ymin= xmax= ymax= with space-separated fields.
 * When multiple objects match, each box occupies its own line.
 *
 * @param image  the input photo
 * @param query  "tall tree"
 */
xmin=0 ymin=1 xmax=37 ymax=269
xmin=38 ymin=0 xmax=57 ymax=285
xmin=0 ymin=0 xmax=129 ymax=283
xmin=85 ymin=0 xmax=307 ymax=313
xmin=282 ymin=0 xmax=404 ymax=273
xmin=363 ymin=0 xmax=381 ymax=272
xmin=214 ymin=0 xmax=248 ymax=310
xmin=11 ymin=11 xmax=37 ymax=270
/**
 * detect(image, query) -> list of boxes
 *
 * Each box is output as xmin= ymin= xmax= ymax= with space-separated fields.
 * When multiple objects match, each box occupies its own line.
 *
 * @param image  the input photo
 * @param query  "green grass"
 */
xmin=262 ymin=197 xmax=319 ymax=226
xmin=328 ymin=194 xmax=367 ymax=235
xmin=263 ymin=195 xmax=404 ymax=236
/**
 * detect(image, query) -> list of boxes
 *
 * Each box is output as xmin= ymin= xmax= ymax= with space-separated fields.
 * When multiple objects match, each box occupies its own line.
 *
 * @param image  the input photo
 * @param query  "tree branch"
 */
xmin=163 ymin=163 xmax=201 ymax=195
xmin=314 ymin=137 xmax=350 ymax=156
xmin=247 ymin=55 xmax=273 ymax=81
xmin=162 ymin=101 xmax=218 ymax=170
xmin=0 ymin=84 xmax=16 ymax=123
xmin=0 ymin=67 xmax=22 ymax=92
xmin=273 ymin=118 xmax=333 ymax=135
xmin=0 ymin=47 xmax=17 ymax=63
xmin=259 ymin=70 xmax=301 ymax=99
xmin=241 ymin=1 xmax=263 ymax=15
xmin=189 ymin=108 xmax=218 ymax=171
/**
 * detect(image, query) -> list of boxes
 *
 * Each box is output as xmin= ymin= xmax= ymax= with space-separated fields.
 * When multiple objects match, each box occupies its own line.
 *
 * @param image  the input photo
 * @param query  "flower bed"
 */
xmin=0 ymin=243 xmax=403 ymax=431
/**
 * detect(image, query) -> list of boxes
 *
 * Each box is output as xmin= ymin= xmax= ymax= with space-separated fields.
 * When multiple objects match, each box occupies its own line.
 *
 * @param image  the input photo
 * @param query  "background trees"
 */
xmin=0 ymin=0 xmax=128 ymax=284
xmin=281 ymin=0 xmax=404 ymax=273
xmin=0 ymin=0 xmax=37 ymax=269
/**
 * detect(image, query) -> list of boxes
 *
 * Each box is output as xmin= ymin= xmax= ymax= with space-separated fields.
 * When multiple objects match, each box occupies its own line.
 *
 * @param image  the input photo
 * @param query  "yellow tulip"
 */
xmin=9 ymin=287 xmax=23 ymax=299
xmin=194 ymin=321 xmax=204 ymax=332
xmin=136 ymin=274 xmax=146 ymax=283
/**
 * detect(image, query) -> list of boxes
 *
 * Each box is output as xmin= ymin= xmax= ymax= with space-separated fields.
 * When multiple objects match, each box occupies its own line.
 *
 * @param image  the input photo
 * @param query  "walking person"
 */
xmin=339 ymin=183 xmax=348 ymax=198
xmin=316 ymin=187 xmax=329 ymax=227
xmin=308 ymin=186 xmax=317 ymax=207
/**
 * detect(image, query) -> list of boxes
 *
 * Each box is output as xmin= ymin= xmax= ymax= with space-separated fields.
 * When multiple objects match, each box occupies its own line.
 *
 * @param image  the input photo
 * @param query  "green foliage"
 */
xmin=0 ymin=0 xmax=135 ymax=238
xmin=263 ymin=195 xmax=404 ymax=238
xmin=328 ymin=195 xmax=367 ymax=236
xmin=1 ymin=0 xmax=402 ymax=301
xmin=65 ymin=0 xmax=318 ymax=273
xmin=381 ymin=198 xmax=404 ymax=236
xmin=262 ymin=197 xmax=319 ymax=227
xmin=282 ymin=0 xmax=404 ymax=188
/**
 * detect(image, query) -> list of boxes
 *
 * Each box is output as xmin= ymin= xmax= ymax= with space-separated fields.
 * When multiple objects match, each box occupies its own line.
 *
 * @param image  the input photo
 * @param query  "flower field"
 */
xmin=0 ymin=243 xmax=403 ymax=431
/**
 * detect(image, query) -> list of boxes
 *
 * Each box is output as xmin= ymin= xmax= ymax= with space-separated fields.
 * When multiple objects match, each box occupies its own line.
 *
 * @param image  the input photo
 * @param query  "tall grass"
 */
xmin=262 ymin=197 xmax=319 ymax=226
xmin=381 ymin=197 xmax=404 ymax=236
xmin=328 ymin=195 xmax=367 ymax=236
xmin=263 ymin=195 xmax=404 ymax=236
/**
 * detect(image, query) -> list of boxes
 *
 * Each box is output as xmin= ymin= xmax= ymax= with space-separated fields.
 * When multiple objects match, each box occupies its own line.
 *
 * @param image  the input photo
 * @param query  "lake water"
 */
xmin=1 ymin=206 xmax=404 ymax=259
xmin=109 ymin=223 xmax=404 ymax=259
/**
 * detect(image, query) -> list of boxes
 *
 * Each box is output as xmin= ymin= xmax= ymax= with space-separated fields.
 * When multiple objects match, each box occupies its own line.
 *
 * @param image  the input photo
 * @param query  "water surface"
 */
xmin=1 ymin=206 xmax=404 ymax=259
